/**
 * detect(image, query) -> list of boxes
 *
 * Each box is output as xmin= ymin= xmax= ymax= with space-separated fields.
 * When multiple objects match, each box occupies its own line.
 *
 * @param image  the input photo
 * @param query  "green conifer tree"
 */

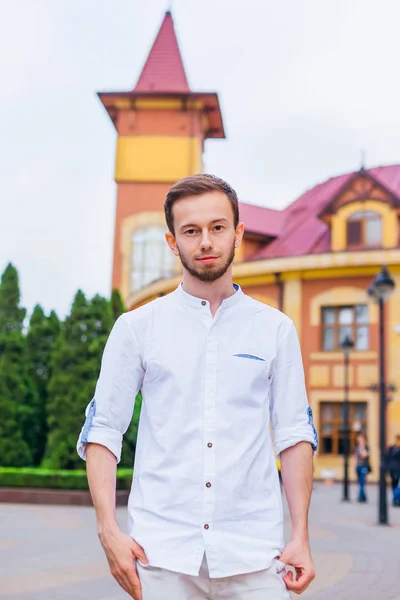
xmin=0 ymin=264 xmax=33 ymax=466
xmin=45 ymin=291 xmax=113 ymax=469
xmin=0 ymin=263 xmax=26 ymax=331
xmin=26 ymin=306 xmax=60 ymax=465
xmin=111 ymin=288 xmax=126 ymax=321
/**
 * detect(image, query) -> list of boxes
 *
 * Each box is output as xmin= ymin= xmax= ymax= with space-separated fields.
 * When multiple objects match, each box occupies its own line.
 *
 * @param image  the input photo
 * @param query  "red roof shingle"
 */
xmin=239 ymin=203 xmax=284 ymax=238
xmin=242 ymin=165 xmax=400 ymax=260
xmin=134 ymin=11 xmax=190 ymax=93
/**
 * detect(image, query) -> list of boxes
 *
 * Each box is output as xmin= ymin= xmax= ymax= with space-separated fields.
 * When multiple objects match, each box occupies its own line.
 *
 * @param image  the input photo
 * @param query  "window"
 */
xmin=347 ymin=211 xmax=382 ymax=249
xmin=321 ymin=305 xmax=369 ymax=351
xmin=130 ymin=226 xmax=176 ymax=292
xmin=320 ymin=402 xmax=367 ymax=454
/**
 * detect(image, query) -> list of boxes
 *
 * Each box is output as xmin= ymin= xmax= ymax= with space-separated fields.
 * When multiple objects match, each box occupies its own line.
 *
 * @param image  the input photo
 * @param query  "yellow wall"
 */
xmin=309 ymin=365 xmax=330 ymax=387
xmin=283 ymin=278 xmax=302 ymax=336
xmin=331 ymin=200 xmax=398 ymax=252
xmin=248 ymin=293 xmax=278 ymax=308
xmin=387 ymin=273 xmax=400 ymax=443
xmin=115 ymin=136 xmax=202 ymax=182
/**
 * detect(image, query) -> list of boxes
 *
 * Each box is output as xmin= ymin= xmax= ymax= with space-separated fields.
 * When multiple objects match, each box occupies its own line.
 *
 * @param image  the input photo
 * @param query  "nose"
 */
xmin=200 ymin=229 xmax=213 ymax=251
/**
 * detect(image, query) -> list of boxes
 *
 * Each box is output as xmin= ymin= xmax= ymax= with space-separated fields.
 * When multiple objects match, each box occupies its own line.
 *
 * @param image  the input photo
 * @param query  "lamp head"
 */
xmin=340 ymin=334 xmax=354 ymax=356
xmin=368 ymin=266 xmax=395 ymax=302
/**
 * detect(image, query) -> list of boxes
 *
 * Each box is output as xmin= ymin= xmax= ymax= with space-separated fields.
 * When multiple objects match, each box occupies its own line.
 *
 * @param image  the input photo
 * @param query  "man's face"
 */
xmin=165 ymin=192 xmax=244 ymax=283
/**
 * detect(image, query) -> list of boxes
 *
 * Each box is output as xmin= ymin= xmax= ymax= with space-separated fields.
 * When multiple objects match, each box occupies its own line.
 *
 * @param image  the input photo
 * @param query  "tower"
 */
xmin=99 ymin=11 xmax=225 ymax=303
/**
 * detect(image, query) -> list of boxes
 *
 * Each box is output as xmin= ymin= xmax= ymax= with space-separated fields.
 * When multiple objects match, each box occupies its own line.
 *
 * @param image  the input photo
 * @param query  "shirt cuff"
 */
xmin=76 ymin=426 xmax=123 ymax=463
xmin=273 ymin=426 xmax=318 ymax=458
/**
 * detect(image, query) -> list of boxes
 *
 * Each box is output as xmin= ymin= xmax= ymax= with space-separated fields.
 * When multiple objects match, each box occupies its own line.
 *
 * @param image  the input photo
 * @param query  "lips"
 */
xmin=198 ymin=256 xmax=218 ymax=263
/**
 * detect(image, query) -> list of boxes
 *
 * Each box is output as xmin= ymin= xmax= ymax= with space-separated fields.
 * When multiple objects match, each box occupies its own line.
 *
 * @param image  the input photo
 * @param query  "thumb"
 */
xmin=132 ymin=541 xmax=148 ymax=564
xmin=278 ymin=550 xmax=290 ymax=565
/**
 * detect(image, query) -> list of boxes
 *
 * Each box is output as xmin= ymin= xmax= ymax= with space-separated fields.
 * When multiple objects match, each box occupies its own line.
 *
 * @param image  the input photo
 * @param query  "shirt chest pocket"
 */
xmin=225 ymin=352 xmax=272 ymax=400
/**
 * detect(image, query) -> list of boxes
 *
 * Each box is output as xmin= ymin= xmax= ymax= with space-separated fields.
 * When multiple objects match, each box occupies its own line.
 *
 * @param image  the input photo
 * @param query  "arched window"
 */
xmin=130 ymin=226 xmax=176 ymax=292
xmin=347 ymin=211 xmax=382 ymax=249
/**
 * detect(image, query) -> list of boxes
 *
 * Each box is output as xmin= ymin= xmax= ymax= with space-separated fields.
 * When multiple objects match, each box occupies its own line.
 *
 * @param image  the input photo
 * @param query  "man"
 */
xmin=386 ymin=434 xmax=400 ymax=506
xmin=77 ymin=174 xmax=318 ymax=599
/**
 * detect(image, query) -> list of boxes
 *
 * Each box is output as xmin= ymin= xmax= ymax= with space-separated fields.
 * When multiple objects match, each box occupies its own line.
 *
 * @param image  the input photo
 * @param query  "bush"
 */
xmin=0 ymin=467 xmax=133 ymax=491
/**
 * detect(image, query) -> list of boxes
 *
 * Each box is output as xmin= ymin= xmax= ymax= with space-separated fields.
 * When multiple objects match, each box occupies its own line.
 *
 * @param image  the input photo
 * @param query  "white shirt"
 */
xmin=77 ymin=284 xmax=318 ymax=578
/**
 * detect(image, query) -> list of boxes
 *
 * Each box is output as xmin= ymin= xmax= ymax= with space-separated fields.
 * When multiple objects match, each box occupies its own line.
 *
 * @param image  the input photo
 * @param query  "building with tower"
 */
xmin=98 ymin=11 xmax=224 ymax=302
xmin=99 ymin=11 xmax=400 ymax=482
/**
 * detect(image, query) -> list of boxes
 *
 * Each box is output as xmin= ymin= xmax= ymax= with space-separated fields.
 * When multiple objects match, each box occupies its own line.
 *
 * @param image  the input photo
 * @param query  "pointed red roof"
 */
xmin=134 ymin=11 xmax=190 ymax=93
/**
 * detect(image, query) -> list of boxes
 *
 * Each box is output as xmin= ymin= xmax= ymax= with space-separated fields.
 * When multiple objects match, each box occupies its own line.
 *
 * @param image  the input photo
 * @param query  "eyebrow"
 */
xmin=179 ymin=218 xmax=229 ymax=231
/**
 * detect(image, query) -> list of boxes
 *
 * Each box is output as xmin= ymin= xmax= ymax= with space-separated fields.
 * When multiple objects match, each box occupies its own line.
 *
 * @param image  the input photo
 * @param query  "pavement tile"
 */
xmin=0 ymin=482 xmax=399 ymax=599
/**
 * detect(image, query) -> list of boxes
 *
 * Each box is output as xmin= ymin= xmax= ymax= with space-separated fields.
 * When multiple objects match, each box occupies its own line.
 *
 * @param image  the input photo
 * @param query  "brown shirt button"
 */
xmin=207 ymin=442 xmax=213 ymax=448
xmin=206 ymin=482 xmax=211 ymax=488
xmin=204 ymin=524 xmax=209 ymax=529
xmin=201 ymin=300 xmax=206 ymax=306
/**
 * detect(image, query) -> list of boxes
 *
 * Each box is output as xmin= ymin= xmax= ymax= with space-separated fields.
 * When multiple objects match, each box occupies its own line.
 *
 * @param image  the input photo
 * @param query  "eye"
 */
xmin=214 ymin=225 xmax=224 ymax=231
xmin=185 ymin=229 xmax=197 ymax=235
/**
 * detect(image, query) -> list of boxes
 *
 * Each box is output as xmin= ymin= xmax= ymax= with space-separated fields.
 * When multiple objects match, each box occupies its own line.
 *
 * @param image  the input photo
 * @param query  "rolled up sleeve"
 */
xmin=76 ymin=313 xmax=144 ymax=463
xmin=270 ymin=322 xmax=318 ymax=458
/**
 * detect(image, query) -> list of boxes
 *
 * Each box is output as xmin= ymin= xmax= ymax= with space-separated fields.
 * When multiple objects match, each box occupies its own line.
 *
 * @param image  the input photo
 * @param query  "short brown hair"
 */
xmin=164 ymin=174 xmax=239 ymax=235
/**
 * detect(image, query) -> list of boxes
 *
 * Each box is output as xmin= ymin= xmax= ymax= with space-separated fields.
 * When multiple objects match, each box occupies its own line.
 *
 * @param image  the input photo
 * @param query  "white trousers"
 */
xmin=136 ymin=553 xmax=291 ymax=600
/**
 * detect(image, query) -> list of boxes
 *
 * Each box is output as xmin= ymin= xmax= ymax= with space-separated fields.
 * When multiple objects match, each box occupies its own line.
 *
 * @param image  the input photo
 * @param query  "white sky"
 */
xmin=1 ymin=0 xmax=400 ymax=317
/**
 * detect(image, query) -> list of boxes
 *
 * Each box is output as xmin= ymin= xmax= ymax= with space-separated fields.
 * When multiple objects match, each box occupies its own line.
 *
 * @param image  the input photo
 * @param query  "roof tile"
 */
xmin=134 ymin=11 xmax=189 ymax=93
xmin=247 ymin=165 xmax=400 ymax=260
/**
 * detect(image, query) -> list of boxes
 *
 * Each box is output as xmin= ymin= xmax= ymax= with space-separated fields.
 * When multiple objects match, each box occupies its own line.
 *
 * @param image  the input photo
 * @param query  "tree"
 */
xmin=120 ymin=392 xmax=142 ymax=468
xmin=111 ymin=288 xmax=126 ymax=321
xmin=0 ymin=264 xmax=33 ymax=466
xmin=0 ymin=263 xmax=26 ymax=332
xmin=26 ymin=306 xmax=60 ymax=465
xmin=44 ymin=291 xmax=114 ymax=469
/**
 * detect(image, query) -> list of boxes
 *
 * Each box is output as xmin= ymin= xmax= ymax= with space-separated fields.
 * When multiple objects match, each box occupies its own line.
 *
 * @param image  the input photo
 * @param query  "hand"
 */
xmin=99 ymin=525 xmax=148 ymax=599
xmin=279 ymin=539 xmax=315 ymax=595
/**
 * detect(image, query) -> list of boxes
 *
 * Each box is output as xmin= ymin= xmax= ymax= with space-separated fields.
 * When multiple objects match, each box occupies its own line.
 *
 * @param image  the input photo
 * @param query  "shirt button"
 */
xmin=207 ymin=442 xmax=213 ymax=448
xmin=206 ymin=482 xmax=211 ymax=488
xmin=204 ymin=524 xmax=209 ymax=530
xmin=201 ymin=300 xmax=206 ymax=306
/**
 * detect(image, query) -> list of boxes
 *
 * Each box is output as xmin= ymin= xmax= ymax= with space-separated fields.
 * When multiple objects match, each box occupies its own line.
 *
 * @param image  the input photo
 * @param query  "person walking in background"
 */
xmin=76 ymin=174 xmax=318 ymax=599
xmin=355 ymin=433 xmax=370 ymax=503
xmin=386 ymin=434 xmax=400 ymax=507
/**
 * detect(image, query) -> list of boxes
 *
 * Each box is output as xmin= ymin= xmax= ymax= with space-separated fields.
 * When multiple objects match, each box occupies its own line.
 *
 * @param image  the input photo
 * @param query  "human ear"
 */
xmin=235 ymin=222 xmax=245 ymax=248
xmin=165 ymin=231 xmax=179 ymax=256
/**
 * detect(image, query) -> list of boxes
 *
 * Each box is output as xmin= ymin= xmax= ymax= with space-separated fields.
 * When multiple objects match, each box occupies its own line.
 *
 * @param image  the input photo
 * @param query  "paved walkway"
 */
xmin=0 ymin=482 xmax=399 ymax=599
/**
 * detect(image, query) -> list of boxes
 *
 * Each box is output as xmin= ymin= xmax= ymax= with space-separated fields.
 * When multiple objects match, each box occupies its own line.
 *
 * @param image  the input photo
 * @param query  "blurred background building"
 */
xmin=101 ymin=11 xmax=400 ymax=481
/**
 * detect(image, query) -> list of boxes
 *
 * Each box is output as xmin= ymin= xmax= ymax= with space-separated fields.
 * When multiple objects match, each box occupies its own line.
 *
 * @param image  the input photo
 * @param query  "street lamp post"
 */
xmin=367 ymin=265 xmax=396 ymax=525
xmin=341 ymin=335 xmax=354 ymax=502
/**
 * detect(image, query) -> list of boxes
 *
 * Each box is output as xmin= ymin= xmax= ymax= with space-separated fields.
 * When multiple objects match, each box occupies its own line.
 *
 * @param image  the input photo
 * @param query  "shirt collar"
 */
xmin=175 ymin=282 xmax=244 ymax=310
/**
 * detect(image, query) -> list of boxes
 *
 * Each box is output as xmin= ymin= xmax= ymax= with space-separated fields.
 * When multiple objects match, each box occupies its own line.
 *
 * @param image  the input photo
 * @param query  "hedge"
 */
xmin=0 ymin=467 xmax=133 ymax=491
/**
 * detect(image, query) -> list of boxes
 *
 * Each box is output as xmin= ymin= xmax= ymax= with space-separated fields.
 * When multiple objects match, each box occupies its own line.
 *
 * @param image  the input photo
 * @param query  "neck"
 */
xmin=181 ymin=267 xmax=236 ymax=311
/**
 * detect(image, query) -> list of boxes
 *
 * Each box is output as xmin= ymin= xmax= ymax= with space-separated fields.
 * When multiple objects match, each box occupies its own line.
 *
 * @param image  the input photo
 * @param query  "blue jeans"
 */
xmin=356 ymin=466 xmax=368 ymax=501
xmin=390 ymin=471 xmax=400 ymax=505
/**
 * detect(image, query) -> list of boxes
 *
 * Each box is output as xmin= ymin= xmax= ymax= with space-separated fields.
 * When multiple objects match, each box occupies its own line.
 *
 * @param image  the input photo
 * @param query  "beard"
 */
xmin=178 ymin=240 xmax=236 ymax=282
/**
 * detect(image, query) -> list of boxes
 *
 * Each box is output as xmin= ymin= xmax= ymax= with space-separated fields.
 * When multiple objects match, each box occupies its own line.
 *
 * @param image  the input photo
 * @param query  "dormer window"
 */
xmin=347 ymin=211 xmax=382 ymax=249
